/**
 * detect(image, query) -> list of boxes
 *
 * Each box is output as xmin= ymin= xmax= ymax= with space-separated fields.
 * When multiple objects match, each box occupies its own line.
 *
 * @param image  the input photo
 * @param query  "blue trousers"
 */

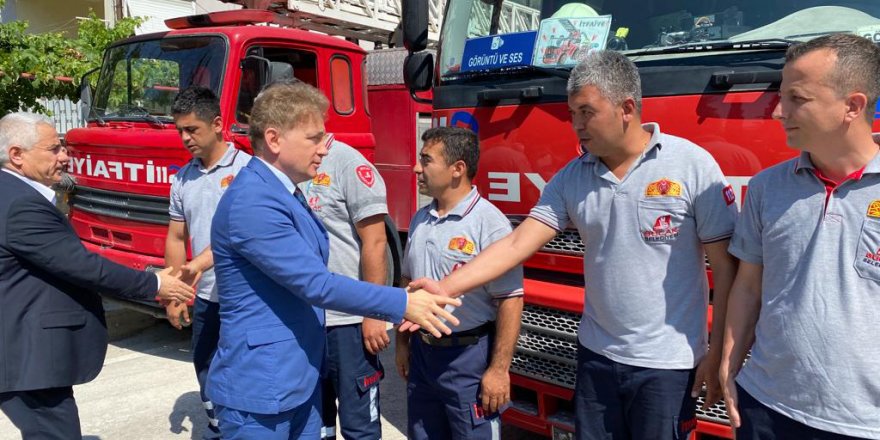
xmin=407 ymin=333 xmax=501 ymax=440
xmin=216 ymin=387 xmax=322 ymax=440
xmin=321 ymin=323 xmax=383 ymax=440
xmin=736 ymin=384 xmax=866 ymax=440
xmin=192 ymin=297 xmax=221 ymax=439
xmin=574 ymin=345 xmax=697 ymax=440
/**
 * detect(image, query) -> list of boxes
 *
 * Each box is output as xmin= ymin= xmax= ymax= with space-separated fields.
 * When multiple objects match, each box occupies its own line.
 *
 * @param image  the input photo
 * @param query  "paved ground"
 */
xmin=0 ymin=314 xmax=541 ymax=439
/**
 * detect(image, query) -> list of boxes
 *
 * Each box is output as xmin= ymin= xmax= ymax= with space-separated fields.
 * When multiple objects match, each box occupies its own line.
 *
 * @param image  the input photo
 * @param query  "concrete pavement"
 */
xmin=0 ymin=318 xmax=539 ymax=439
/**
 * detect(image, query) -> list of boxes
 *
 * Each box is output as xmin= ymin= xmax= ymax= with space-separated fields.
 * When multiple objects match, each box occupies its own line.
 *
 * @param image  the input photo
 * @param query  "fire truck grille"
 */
xmin=70 ymin=186 xmax=170 ymax=225
xmin=512 ymin=304 xmax=734 ymax=426
xmin=508 ymin=217 xmax=585 ymax=256
xmin=543 ymin=229 xmax=585 ymax=256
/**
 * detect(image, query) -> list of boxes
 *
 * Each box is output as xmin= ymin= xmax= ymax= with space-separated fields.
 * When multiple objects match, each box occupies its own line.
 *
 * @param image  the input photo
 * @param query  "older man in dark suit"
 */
xmin=0 ymin=112 xmax=195 ymax=440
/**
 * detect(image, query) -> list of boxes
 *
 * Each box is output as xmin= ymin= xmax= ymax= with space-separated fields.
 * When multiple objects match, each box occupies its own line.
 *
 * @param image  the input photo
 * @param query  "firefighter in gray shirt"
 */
xmin=408 ymin=51 xmax=739 ymax=440
xmin=722 ymin=33 xmax=880 ymax=440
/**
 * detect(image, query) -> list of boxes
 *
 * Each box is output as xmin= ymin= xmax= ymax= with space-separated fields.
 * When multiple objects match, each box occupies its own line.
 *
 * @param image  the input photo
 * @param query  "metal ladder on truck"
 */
xmin=220 ymin=0 xmax=446 ymax=44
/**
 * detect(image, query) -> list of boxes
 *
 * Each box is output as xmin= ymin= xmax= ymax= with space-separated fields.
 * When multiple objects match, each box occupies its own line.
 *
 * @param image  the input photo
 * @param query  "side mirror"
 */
xmin=240 ymin=55 xmax=272 ymax=91
xmin=402 ymin=0 xmax=429 ymax=53
xmin=404 ymin=51 xmax=434 ymax=92
xmin=78 ymin=67 xmax=99 ymax=124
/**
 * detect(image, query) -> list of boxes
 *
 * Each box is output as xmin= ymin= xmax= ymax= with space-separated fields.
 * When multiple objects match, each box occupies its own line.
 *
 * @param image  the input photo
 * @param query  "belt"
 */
xmin=418 ymin=321 xmax=494 ymax=347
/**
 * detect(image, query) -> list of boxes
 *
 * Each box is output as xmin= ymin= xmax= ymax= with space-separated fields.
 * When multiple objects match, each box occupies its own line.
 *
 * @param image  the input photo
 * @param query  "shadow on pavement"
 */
xmin=108 ymin=320 xmax=194 ymax=364
xmin=169 ymin=391 xmax=208 ymax=439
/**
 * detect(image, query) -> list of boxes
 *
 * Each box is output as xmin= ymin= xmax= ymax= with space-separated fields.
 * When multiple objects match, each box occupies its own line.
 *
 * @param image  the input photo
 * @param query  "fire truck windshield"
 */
xmin=439 ymin=0 xmax=880 ymax=78
xmin=91 ymin=36 xmax=226 ymax=122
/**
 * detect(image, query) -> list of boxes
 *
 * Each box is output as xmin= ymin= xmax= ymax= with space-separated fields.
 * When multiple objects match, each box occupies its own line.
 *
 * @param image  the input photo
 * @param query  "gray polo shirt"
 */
xmin=169 ymin=144 xmax=251 ymax=302
xmin=299 ymin=139 xmax=389 ymax=327
xmin=530 ymin=123 xmax=737 ymax=369
xmin=729 ymin=151 xmax=880 ymax=438
xmin=402 ymin=187 xmax=524 ymax=332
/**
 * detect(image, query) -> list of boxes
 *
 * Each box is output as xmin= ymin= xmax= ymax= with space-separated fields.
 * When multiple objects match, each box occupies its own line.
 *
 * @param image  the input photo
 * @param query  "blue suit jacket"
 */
xmin=207 ymin=158 xmax=406 ymax=414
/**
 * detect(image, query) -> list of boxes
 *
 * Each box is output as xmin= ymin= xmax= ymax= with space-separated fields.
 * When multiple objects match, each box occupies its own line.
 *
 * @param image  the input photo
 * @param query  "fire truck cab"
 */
xmin=401 ymin=0 xmax=880 ymax=438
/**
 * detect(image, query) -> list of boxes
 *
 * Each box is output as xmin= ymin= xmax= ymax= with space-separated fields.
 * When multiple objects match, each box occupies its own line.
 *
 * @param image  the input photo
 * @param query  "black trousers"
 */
xmin=0 ymin=386 xmax=81 ymax=440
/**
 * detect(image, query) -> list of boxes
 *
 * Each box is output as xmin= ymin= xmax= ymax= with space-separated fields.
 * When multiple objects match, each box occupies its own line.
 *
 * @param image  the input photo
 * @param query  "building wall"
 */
xmin=8 ymin=0 xmax=105 ymax=35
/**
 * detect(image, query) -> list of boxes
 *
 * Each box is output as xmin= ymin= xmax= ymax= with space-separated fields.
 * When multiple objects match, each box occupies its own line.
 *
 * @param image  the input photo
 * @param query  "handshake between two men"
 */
xmin=157 ymin=259 xmax=462 ymax=335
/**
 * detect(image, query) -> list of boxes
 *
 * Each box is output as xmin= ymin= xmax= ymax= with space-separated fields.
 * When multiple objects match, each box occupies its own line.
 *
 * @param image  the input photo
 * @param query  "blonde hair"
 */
xmin=248 ymin=80 xmax=329 ymax=154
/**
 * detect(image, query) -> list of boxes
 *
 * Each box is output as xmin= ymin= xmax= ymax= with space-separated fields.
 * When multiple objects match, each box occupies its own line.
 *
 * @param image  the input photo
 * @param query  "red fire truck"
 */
xmin=63 ymin=1 xmax=433 ymax=315
xmin=400 ymin=1 xmax=880 ymax=439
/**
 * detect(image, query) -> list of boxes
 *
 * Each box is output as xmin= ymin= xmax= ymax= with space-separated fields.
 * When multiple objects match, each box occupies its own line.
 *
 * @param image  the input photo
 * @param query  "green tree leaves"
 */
xmin=0 ymin=8 xmax=142 ymax=115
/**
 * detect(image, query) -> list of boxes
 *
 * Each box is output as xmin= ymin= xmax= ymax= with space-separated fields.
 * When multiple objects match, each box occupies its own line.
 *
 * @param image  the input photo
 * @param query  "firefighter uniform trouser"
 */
xmin=321 ymin=323 xmax=383 ymax=440
xmin=735 ymin=385 xmax=866 ymax=440
xmin=574 ymin=345 xmax=697 ymax=440
xmin=407 ymin=331 xmax=501 ymax=440
xmin=192 ymin=297 xmax=222 ymax=439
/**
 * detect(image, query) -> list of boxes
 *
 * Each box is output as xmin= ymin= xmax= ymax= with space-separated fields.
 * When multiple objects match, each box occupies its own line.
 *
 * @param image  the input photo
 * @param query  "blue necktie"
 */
xmin=293 ymin=188 xmax=311 ymax=212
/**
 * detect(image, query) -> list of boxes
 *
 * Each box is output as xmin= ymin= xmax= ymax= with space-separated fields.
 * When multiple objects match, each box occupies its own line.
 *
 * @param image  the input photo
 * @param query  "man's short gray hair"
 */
xmin=0 ymin=112 xmax=54 ymax=167
xmin=567 ymin=50 xmax=642 ymax=113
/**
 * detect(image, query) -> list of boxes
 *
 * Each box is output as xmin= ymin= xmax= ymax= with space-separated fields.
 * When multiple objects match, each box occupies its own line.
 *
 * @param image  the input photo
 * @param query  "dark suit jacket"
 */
xmin=0 ymin=170 xmax=158 ymax=393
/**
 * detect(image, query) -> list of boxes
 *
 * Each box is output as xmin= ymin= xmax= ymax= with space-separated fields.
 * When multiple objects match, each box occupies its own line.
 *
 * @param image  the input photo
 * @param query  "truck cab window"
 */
xmin=236 ymin=47 xmax=318 ymax=125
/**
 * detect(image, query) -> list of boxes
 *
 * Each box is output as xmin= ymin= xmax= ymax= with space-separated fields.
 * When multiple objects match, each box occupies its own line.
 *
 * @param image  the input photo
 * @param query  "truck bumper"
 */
xmin=82 ymin=240 xmax=167 ymax=313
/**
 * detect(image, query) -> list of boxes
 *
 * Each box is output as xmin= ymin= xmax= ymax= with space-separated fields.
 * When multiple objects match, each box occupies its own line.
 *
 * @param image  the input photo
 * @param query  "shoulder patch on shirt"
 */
xmin=867 ymin=200 xmax=880 ymax=218
xmin=356 ymin=165 xmax=375 ymax=187
xmin=645 ymin=178 xmax=682 ymax=197
xmin=312 ymin=172 xmax=331 ymax=186
xmin=220 ymin=174 xmax=234 ymax=189
xmin=448 ymin=236 xmax=476 ymax=255
xmin=723 ymin=185 xmax=736 ymax=206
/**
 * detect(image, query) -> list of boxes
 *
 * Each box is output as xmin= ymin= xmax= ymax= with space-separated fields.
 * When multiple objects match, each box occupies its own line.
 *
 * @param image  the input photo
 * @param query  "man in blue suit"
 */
xmin=208 ymin=80 xmax=461 ymax=439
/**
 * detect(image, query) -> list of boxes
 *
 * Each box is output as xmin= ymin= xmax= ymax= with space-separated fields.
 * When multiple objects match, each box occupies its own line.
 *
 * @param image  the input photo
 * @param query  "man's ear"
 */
xmin=211 ymin=115 xmax=223 ymax=134
xmin=451 ymin=160 xmax=467 ymax=179
xmin=7 ymin=145 xmax=25 ymax=166
xmin=264 ymin=127 xmax=282 ymax=155
xmin=843 ymin=92 xmax=869 ymax=123
xmin=621 ymin=97 xmax=638 ymax=122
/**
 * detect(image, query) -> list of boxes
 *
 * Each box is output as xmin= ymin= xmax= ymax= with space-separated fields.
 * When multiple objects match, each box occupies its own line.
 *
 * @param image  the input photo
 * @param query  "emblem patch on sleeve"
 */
xmin=723 ymin=185 xmax=736 ymax=206
xmin=645 ymin=178 xmax=682 ymax=197
xmin=356 ymin=165 xmax=375 ymax=187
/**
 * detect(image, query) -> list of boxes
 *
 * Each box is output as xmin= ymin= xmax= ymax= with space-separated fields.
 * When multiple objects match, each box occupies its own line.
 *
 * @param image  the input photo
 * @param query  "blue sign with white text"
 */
xmin=460 ymin=31 xmax=537 ymax=72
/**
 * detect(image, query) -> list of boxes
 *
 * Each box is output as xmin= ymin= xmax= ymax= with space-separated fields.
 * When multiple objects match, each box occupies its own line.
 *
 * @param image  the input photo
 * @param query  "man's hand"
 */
xmin=691 ymin=350 xmax=723 ymax=409
xmin=399 ymin=278 xmax=450 ymax=332
xmin=408 ymin=277 xmax=450 ymax=297
xmin=395 ymin=334 xmax=410 ymax=380
xmin=165 ymin=301 xmax=191 ymax=330
xmin=402 ymin=288 xmax=461 ymax=338
xmin=480 ymin=367 xmax=510 ymax=414
xmin=179 ymin=263 xmax=203 ymax=288
xmin=362 ymin=318 xmax=390 ymax=354
xmin=156 ymin=266 xmax=195 ymax=304
xmin=720 ymin=366 xmax=741 ymax=428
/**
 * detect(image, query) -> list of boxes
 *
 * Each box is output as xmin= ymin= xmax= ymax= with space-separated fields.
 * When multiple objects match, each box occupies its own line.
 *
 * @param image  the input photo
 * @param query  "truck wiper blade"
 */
xmin=88 ymin=107 xmax=108 ymax=126
xmin=131 ymin=114 xmax=168 ymax=127
xmin=626 ymin=38 xmax=797 ymax=56
xmin=118 ymin=104 xmax=168 ymax=127
xmin=449 ymin=64 xmax=570 ymax=81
